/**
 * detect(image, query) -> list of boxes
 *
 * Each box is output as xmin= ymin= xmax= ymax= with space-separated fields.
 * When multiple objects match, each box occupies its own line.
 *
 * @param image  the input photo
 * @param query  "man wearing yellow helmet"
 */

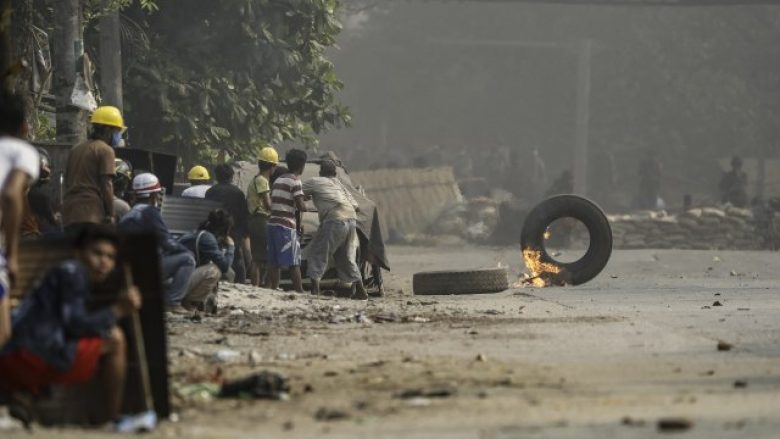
xmin=182 ymin=165 xmax=212 ymax=198
xmin=246 ymin=147 xmax=278 ymax=286
xmin=62 ymin=106 xmax=125 ymax=229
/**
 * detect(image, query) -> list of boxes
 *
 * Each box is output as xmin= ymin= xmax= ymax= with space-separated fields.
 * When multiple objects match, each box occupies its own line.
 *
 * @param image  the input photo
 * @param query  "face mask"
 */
xmin=111 ymin=131 xmax=123 ymax=147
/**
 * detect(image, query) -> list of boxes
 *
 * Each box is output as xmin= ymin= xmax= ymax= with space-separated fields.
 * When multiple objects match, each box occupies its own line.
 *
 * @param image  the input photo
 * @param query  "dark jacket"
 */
xmin=119 ymin=203 xmax=189 ymax=255
xmin=1 ymin=261 xmax=115 ymax=372
xmin=178 ymin=230 xmax=235 ymax=273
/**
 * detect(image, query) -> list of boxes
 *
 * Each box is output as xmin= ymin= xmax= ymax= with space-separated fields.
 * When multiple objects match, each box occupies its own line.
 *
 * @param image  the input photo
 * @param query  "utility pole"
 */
xmin=99 ymin=5 xmax=123 ymax=111
xmin=52 ymin=0 xmax=86 ymax=143
xmin=572 ymin=39 xmax=592 ymax=196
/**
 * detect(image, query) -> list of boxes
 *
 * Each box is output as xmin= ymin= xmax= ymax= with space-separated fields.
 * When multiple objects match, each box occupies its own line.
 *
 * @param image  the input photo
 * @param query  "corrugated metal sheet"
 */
xmin=161 ymin=196 xmax=222 ymax=236
xmin=351 ymin=167 xmax=462 ymax=236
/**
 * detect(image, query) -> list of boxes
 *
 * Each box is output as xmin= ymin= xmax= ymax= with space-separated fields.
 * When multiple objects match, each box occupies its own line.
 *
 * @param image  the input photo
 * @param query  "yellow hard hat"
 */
xmin=90 ymin=106 xmax=126 ymax=130
xmin=258 ymin=147 xmax=279 ymax=165
xmin=187 ymin=165 xmax=210 ymax=181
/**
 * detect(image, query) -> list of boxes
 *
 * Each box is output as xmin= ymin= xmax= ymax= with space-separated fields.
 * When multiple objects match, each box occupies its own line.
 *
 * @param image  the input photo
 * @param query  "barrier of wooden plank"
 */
xmin=350 ymin=167 xmax=463 ymax=236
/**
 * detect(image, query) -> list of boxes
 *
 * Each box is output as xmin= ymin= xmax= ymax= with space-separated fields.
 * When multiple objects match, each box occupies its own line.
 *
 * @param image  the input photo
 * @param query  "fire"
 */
xmin=520 ymin=247 xmax=564 ymax=288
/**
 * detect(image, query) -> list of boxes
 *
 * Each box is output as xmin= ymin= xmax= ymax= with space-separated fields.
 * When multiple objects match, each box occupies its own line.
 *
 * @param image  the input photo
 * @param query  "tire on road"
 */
xmin=413 ymin=268 xmax=509 ymax=295
xmin=520 ymin=195 xmax=612 ymax=286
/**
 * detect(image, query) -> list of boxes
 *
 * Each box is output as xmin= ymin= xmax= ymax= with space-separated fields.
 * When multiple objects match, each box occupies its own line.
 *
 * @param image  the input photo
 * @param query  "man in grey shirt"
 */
xmin=302 ymin=160 xmax=367 ymax=299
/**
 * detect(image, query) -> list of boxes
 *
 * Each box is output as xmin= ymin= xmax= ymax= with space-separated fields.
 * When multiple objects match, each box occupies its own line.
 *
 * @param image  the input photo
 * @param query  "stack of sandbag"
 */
xmin=608 ymin=206 xmax=760 ymax=250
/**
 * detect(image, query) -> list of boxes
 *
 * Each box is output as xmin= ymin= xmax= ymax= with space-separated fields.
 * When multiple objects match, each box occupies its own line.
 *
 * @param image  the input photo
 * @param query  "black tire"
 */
xmin=520 ymin=195 xmax=612 ymax=286
xmin=413 ymin=268 xmax=509 ymax=295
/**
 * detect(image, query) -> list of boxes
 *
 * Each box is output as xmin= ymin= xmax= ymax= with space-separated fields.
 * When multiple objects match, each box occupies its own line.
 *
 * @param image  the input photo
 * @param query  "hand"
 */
xmin=114 ymin=286 xmax=142 ymax=318
xmin=226 ymin=236 xmax=235 ymax=247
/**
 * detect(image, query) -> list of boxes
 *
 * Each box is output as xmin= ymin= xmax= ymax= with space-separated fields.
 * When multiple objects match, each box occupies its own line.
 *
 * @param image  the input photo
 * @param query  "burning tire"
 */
xmin=521 ymin=195 xmax=612 ymax=286
xmin=413 ymin=268 xmax=509 ymax=295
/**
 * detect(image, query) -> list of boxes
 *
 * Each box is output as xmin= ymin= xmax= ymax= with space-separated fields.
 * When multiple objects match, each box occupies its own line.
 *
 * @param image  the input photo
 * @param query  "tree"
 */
xmin=120 ymin=0 xmax=349 ymax=163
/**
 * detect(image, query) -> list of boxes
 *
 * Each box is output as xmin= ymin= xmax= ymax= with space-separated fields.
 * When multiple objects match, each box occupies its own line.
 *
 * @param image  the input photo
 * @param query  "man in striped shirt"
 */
xmin=267 ymin=149 xmax=308 ymax=292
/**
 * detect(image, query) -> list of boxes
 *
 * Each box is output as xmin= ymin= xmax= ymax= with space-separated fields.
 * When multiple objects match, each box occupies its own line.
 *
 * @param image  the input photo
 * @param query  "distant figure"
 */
xmin=719 ymin=156 xmax=749 ymax=208
xmin=246 ymin=148 xmax=278 ymax=287
xmin=546 ymin=170 xmax=574 ymax=197
xmin=181 ymin=165 xmax=212 ymax=198
xmin=634 ymin=151 xmax=663 ymax=210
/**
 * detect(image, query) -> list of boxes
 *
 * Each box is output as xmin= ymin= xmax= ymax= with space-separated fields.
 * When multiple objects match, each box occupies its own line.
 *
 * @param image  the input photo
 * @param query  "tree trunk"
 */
xmin=99 ymin=6 xmax=122 ymax=111
xmin=52 ymin=0 xmax=86 ymax=143
xmin=0 ymin=0 xmax=11 ymax=91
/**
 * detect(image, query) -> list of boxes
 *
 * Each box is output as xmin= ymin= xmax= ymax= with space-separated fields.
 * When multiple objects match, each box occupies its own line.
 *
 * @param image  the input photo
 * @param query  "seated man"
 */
xmin=0 ymin=225 xmax=142 ymax=427
xmin=178 ymin=209 xmax=235 ymax=312
xmin=119 ymin=173 xmax=195 ymax=314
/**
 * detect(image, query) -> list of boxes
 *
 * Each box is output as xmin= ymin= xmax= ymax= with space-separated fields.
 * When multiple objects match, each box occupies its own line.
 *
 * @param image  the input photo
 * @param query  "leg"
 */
xmin=161 ymin=252 xmax=196 ymax=305
xmin=290 ymin=266 xmax=304 ymax=293
xmin=183 ymin=265 xmax=221 ymax=309
xmin=334 ymin=220 xmax=366 ymax=299
xmin=268 ymin=266 xmax=280 ymax=290
xmin=306 ymin=221 xmax=335 ymax=296
xmin=101 ymin=326 xmax=127 ymax=421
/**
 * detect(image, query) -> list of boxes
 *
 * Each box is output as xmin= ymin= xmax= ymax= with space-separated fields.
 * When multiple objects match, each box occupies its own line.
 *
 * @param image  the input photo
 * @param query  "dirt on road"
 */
xmin=3 ymin=245 xmax=780 ymax=438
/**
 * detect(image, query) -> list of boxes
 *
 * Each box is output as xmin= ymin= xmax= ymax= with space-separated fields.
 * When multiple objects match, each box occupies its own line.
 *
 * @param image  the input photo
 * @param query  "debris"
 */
xmin=405 ymin=397 xmax=432 ymax=407
xmin=737 ymin=308 xmax=750 ymax=311
xmin=249 ymin=351 xmax=263 ymax=366
xmin=476 ymin=353 xmax=487 ymax=362
xmin=621 ymin=416 xmax=646 ymax=427
xmin=407 ymin=316 xmax=431 ymax=323
xmin=175 ymin=382 xmax=221 ymax=402
xmin=397 ymin=387 xmax=456 ymax=399
xmin=212 ymin=349 xmax=241 ymax=363
xmin=657 ymin=417 xmax=693 ymax=432
xmin=733 ymin=380 xmax=748 ymax=388
xmin=314 ymin=408 xmax=349 ymax=421
xmin=712 ymin=301 xmax=723 ymax=307
xmin=717 ymin=340 xmax=733 ymax=351
xmin=219 ymin=371 xmax=290 ymax=400
xmin=282 ymin=421 xmax=294 ymax=431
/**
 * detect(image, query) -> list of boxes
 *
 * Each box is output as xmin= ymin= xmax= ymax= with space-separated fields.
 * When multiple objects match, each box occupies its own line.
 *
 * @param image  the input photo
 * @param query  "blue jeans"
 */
xmin=162 ymin=252 xmax=196 ymax=305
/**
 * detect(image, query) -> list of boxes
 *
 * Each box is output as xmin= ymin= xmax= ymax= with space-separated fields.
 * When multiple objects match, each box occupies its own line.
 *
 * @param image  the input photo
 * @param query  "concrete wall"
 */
xmin=350 ymin=167 xmax=463 ymax=236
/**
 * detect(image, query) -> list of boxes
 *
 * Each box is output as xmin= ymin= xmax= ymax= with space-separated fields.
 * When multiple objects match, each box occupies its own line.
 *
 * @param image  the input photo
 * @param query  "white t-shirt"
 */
xmin=0 ymin=137 xmax=39 ymax=295
xmin=181 ymin=184 xmax=211 ymax=199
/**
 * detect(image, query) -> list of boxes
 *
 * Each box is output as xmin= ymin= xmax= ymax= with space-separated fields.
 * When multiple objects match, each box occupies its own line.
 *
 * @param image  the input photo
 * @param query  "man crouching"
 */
xmin=0 ymin=225 xmax=141 ymax=427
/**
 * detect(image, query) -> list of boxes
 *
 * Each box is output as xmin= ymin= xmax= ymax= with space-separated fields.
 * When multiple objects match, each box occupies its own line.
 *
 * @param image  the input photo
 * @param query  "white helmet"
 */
xmin=132 ymin=173 xmax=162 ymax=197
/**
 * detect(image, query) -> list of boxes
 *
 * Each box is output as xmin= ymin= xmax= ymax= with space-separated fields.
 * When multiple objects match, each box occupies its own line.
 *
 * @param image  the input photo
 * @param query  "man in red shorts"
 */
xmin=0 ymin=225 xmax=141 ymax=427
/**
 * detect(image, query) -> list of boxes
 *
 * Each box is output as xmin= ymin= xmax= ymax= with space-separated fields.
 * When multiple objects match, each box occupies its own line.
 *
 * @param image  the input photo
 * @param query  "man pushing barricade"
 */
xmin=118 ymin=173 xmax=195 ymax=314
xmin=62 ymin=106 xmax=125 ymax=231
xmin=302 ymin=159 xmax=368 ymax=300
xmin=267 ymin=149 xmax=307 ymax=293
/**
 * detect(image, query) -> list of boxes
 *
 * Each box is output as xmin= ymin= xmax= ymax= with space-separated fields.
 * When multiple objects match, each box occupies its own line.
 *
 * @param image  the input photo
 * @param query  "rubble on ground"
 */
xmin=609 ymin=206 xmax=760 ymax=250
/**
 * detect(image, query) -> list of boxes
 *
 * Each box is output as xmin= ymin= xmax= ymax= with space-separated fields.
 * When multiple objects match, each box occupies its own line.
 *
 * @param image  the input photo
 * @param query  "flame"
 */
xmin=520 ymin=248 xmax=564 ymax=288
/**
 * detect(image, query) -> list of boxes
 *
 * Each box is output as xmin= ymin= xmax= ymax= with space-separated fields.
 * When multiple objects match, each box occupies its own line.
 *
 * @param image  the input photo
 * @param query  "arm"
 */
xmin=261 ymin=192 xmax=272 ymax=213
xmin=1 ymin=170 xmax=30 ymax=285
xmin=101 ymin=175 xmax=114 ymax=222
xmin=294 ymin=195 xmax=307 ymax=213
xmin=100 ymin=146 xmax=116 ymax=222
xmin=199 ymin=233 xmax=234 ymax=273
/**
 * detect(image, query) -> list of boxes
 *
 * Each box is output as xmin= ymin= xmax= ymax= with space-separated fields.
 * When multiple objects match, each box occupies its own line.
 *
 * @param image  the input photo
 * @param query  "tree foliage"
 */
xmin=121 ymin=0 xmax=349 ymax=162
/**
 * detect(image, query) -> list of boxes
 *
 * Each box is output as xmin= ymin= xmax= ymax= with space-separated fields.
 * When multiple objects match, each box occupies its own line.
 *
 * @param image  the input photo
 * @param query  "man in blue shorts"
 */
xmin=266 ymin=149 xmax=307 ymax=293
